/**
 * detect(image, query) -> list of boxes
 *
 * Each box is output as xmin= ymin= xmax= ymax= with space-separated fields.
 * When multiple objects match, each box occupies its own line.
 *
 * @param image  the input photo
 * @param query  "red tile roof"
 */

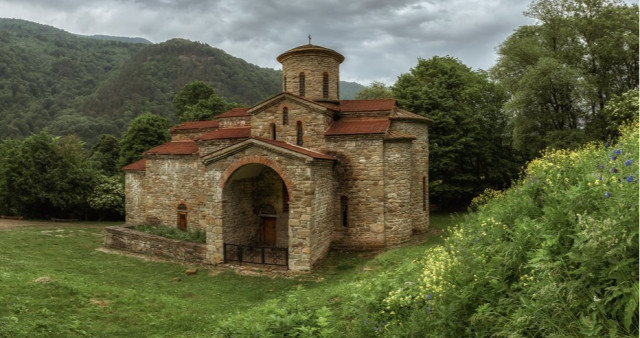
xmin=254 ymin=137 xmax=336 ymax=160
xmin=170 ymin=120 xmax=219 ymax=132
xmin=122 ymin=159 xmax=146 ymax=171
xmin=339 ymin=99 xmax=396 ymax=112
xmin=217 ymin=107 xmax=250 ymax=118
xmin=145 ymin=141 xmax=199 ymax=155
xmin=391 ymin=109 xmax=434 ymax=123
xmin=198 ymin=127 xmax=251 ymax=141
xmin=325 ymin=119 xmax=390 ymax=136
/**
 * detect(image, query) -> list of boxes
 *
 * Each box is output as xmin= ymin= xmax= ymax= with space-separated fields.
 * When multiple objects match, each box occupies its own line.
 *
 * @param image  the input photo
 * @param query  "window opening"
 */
xmin=282 ymin=181 xmax=289 ymax=213
xmin=322 ymin=72 xmax=329 ymax=98
xmin=341 ymin=196 xmax=348 ymax=227
xmin=296 ymin=121 xmax=303 ymax=146
xmin=283 ymin=107 xmax=289 ymax=125
xmin=299 ymin=72 xmax=305 ymax=97
xmin=271 ymin=123 xmax=276 ymax=140
xmin=177 ymin=203 xmax=188 ymax=231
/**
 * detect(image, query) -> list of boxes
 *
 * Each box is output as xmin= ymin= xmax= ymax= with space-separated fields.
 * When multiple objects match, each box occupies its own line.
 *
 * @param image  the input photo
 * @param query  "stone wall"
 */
xmin=104 ymin=226 xmax=207 ymax=264
xmin=389 ymin=120 xmax=430 ymax=233
xmin=219 ymin=116 xmax=250 ymax=128
xmin=383 ymin=139 xmax=413 ymax=245
xmin=140 ymin=155 xmax=205 ymax=230
xmin=125 ymin=171 xmax=146 ymax=225
xmin=325 ymin=135 xmax=386 ymax=249
xmin=222 ymin=178 xmax=255 ymax=245
xmin=309 ymin=161 xmax=335 ymax=266
xmin=251 ymin=100 xmax=333 ymax=150
xmin=198 ymin=139 xmax=245 ymax=157
xmin=281 ymin=55 xmax=340 ymax=101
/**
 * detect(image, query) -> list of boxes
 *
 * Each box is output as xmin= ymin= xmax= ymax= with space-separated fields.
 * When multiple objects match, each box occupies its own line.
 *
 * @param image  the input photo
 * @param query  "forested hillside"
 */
xmin=0 ymin=19 xmax=362 ymax=144
xmin=0 ymin=19 xmax=144 ymax=142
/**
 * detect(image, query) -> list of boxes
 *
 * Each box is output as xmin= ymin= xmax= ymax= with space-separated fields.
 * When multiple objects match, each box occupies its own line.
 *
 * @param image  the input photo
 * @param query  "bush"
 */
xmin=373 ymin=122 xmax=639 ymax=336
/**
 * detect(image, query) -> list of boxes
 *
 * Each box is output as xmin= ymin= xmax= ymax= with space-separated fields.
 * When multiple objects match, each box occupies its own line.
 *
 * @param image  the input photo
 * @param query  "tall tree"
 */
xmin=173 ymin=81 xmax=232 ymax=122
xmin=118 ymin=112 xmax=170 ymax=168
xmin=90 ymin=134 xmax=121 ymax=176
xmin=492 ymin=0 xmax=638 ymax=158
xmin=393 ymin=56 xmax=519 ymax=208
xmin=0 ymin=132 xmax=96 ymax=218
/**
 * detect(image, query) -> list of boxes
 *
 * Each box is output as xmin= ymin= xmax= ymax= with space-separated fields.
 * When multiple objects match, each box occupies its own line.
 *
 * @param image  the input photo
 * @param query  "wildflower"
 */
xmin=599 ymin=164 xmax=604 ymax=169
xmin=625 ymin=159 xmax=633 ymax=166
xmin=610 ymin=155 xmax=617 ymax=161
xmin=616 ymin=149 xmax=622 ymax=155
xmin=604 ymin=192 xmax=610 ymax=198
xmin=427 ymin=294 xmax=432 ymax=300
xmin=611 ymin=167 xmax=618 ymax=173
xmin=627 ymin=176 xmax=634 ymax=183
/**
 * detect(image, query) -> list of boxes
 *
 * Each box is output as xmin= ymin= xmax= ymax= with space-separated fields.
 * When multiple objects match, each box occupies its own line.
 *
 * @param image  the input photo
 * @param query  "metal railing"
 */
xmin=223 ymin=243 xmax=288 ymax=267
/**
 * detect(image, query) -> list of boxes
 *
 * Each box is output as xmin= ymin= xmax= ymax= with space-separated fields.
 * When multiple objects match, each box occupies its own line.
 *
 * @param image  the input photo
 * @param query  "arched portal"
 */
xmin=221 ymin=163 xmax=290 ymax=249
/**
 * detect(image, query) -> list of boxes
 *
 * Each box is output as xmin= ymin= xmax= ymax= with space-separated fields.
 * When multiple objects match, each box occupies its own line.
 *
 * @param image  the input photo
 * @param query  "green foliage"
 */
xmin=90 ymin=134 xmax=121 ymax=176
xmin=492 ymin=0 xmax=639 ymax=159
xmin=87 ymin=174 xmax=124 ymax=220
xmin=118 ymin=112 xmax=170 ymax=168
xmin=0 ymin=132 xmax=97 ymax=218
xmin=132 ymin=224 xmax=206 ymax=243
xmin=393 ymin=56 xmax=520 ymax=207
xmin=589 ymin=89 xmax=640 ymax=142
xmin=173 ymin=81 xmax=233 ymax=122
xmin=0 ymin=19 xmax=145 ymax=144
xmin=364 ymin=122 xmax=639 ymax=336
xmin=354 ymin=81 xmax=393 ymax=99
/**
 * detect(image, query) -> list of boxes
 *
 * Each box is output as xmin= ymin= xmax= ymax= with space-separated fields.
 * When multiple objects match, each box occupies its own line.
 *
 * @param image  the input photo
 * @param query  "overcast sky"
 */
xmin=0 ymin=0 xmax=576 ymax=84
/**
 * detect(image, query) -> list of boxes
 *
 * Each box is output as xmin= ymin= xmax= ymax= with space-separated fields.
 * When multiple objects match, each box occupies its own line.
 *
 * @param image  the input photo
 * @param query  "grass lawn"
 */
xmin=0 ymin=213 xmax=458 ymax=337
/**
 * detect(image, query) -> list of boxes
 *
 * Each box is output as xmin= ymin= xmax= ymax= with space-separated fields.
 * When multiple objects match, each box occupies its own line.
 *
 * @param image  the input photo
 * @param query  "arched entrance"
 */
xmin=221 ymin=163 xmax=289 ymax=266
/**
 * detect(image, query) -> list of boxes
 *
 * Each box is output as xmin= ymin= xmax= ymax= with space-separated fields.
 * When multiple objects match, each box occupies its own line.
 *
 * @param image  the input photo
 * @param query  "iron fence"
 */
xmin=223 ymin=243 xmax=288 ymax=267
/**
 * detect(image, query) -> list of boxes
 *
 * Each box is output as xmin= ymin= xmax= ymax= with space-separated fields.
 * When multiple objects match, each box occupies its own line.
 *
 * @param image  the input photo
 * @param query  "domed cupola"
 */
xmin=277 ymin=43 xmax=344 ymax=102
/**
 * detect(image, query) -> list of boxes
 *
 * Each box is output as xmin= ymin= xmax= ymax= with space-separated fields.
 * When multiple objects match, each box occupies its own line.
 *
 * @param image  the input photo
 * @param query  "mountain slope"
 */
xmin=0 ymin=19 xmax=363 ymax=144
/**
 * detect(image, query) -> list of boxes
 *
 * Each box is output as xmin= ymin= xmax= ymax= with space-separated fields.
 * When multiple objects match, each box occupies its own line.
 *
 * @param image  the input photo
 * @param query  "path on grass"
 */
xmin=0 ymin=218 xmax=123 ymax=230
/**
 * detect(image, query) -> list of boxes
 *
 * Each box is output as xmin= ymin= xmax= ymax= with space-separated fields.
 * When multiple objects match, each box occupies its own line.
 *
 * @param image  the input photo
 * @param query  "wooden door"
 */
xmin=178 ymin=213 xmax=187 ymax=231
xmin=261 ymin=217 xmax=276 ymax=246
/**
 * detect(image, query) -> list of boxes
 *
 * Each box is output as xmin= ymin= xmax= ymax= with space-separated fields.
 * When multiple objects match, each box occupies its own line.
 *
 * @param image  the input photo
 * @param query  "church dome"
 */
xmin=277 ymin=43 xmax=344 ymax=101
xmin=277 ymin=44 xmax=344 ymax=64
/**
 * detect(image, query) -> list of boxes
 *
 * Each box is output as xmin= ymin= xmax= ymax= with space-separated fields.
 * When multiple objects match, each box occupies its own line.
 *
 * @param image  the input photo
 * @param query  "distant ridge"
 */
xmin=0 ymin=18 xmax=364 ymax=144
xmin=83 ymin=34 xmax=152 ymax=44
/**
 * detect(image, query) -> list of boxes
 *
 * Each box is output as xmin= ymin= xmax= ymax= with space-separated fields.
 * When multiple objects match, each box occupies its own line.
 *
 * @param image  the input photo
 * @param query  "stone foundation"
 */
xmin=103 ymin=226 xmax=207 ymax=264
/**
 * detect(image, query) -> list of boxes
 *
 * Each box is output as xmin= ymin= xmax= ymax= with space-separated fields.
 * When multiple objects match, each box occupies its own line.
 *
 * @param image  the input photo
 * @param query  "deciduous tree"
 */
xmin=118 ymin=112 xmax=170 ymax=169
xmin=393 ymin=56 xmax=519 ymax=208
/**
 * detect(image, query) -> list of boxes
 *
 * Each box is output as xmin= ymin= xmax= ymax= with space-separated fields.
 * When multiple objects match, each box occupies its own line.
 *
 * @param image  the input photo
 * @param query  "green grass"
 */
xmin=0 ymin=213 xmax=457 ymax=337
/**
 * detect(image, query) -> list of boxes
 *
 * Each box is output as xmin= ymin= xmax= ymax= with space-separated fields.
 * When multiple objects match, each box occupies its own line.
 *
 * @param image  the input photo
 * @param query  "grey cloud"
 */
xmin=1 ymin=0 xmax=538 ymax=83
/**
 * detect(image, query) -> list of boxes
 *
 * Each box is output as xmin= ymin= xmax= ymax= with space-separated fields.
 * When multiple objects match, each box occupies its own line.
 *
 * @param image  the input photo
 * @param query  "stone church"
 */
xmin=123 ymin=43 xmax=432 ymax=271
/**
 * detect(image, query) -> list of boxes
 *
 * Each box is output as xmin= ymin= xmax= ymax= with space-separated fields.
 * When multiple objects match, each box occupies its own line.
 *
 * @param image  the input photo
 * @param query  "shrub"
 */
xmin=369 ymin=122 xmax=639 ymax=336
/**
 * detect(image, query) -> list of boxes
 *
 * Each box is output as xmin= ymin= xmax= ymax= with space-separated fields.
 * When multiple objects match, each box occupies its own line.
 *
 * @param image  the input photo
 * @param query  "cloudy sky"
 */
xmin=2 ymin=0 xmax=542 ymax=84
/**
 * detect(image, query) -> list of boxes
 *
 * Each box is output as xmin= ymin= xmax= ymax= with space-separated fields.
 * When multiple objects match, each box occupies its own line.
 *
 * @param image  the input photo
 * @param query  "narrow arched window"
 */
xmin=177 ymin=203 xmax=188 ymax=231
xmin=299 ymin=72 xmax=305 ymax=97
xmin=282 ymin=107 xmax=289 ymax=125
xmin=282 ymin=181 xmax=289 ymax=213
xmin=296 ymin=121 xmax=303 ymax=146
xmin=322 ymin=72 xmax=329 ymax=98
xmin=422 ymin=176 xmax=427 ymax=211
xmin=340 ymin=196 xmax=348 ymax=227
xmin=270 ymin=123 xmax=276 ymax=140
xmin=283 ymin=75 xmax=287 ymax=92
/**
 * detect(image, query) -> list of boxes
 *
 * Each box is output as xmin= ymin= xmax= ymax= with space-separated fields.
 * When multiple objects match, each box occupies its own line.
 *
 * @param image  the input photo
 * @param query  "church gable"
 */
xmin=249 ymin=93 xmax=335 ymax=149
